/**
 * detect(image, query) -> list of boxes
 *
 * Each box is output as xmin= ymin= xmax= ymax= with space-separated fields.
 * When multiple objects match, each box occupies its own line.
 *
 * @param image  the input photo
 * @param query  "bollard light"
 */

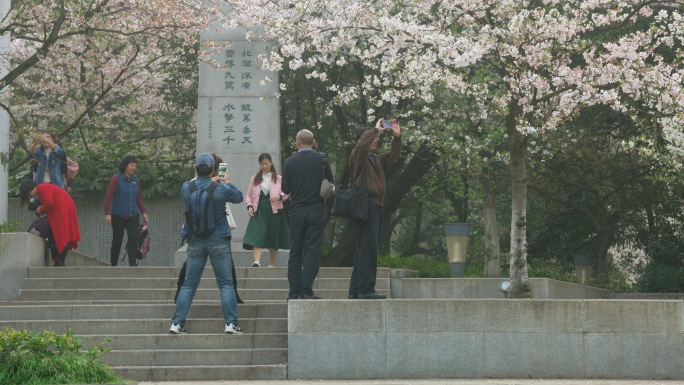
xmin=444 ymin=223 xmax=469 ymax=278
xmin=572 ymin=254 xmax=594 ymax=286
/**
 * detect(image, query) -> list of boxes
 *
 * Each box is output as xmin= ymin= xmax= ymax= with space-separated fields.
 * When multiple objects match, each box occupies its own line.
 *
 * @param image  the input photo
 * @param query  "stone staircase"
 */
xmin=0 ymin=265 xmax=391 ymax=381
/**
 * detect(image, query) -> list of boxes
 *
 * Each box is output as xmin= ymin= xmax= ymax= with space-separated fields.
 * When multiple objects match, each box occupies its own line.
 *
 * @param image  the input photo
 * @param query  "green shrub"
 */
xmin=378 ymin=255 xmax=450 ymax=277
xmin=0 ymin=328 xmax=127 ymax=385
xmin=0 ymin=221 xmax=19 ymax=233
xmin=377 ymin=255 xmax=485 ymax=278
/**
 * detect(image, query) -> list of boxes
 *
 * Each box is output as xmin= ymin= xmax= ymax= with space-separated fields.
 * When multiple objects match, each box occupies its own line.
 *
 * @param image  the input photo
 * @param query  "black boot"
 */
xmin=231 ymin=257 xmax=243 ymax=303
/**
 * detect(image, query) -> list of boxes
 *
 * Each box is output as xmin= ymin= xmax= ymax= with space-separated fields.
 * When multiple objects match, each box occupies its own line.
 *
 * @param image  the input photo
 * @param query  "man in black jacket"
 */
xmin=281 ymin=129 xmax=334 ymax=299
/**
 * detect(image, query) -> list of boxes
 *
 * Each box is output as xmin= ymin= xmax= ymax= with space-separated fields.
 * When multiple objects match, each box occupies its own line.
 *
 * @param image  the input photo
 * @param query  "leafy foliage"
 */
xmin=636 ymin=222 xmax=684 ymax=292
xmin=0 ymin=328 xmax=126 ymax=385
xmin=0 ymin=221 xmax=19 ymax=233
xmin=377 ymin=255 xmax=450 ymax=278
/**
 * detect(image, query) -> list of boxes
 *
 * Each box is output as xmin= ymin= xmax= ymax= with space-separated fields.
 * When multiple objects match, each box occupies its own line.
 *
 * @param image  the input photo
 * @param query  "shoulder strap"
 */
xmin=206 ymin=181 xmax=219 ymax=195
xmin=189 ymin=180 xmax=197 ymax=192
xmin=320 ymin=153 xmax=328 ymax=179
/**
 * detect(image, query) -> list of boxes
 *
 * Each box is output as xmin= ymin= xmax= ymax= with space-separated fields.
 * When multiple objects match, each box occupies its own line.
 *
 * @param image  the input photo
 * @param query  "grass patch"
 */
xmin=0 ymin=328 xmax=127 ymax=385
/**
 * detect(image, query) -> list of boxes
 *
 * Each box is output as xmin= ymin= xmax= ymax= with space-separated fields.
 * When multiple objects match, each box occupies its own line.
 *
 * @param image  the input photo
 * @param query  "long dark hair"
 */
xmin=118 ymin=155 xmax=137 ymax=173
xmin=19 ymin=180 xmax=37 ymax=205
xmin=212 ymin=154 xmax=222 ymax=176
xmin=253 ymin=153 xmax=277 ymax=185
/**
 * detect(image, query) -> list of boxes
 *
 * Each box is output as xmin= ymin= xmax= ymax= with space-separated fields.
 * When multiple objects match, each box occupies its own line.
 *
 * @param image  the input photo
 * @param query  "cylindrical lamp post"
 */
xmin=573 ymin=254 xmax=594 ymax=286
xmin=444 ymin=223 xmax=469 ymax=278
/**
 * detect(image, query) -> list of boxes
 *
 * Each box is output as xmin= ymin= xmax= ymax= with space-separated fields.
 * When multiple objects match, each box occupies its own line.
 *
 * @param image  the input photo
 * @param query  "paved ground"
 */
xmin=139 ymin=380 xmax=684 ymax=385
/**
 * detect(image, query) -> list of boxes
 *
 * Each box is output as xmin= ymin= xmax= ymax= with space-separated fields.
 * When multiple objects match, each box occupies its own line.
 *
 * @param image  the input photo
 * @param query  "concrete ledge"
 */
xmin=397 ymin=278 xmax=610 ymax=299
xmin=0 ymin=233 xmax=46 ymax=300
xmin=288 ymin=299 xmax=684 ymax=380
xmin=0 ymin=233 xmax=106 ymax=300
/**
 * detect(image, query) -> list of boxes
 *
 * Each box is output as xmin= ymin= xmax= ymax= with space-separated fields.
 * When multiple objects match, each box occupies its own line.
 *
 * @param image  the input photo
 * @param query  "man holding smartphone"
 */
xmin=348 ymin=118 xmax=402 ymax=299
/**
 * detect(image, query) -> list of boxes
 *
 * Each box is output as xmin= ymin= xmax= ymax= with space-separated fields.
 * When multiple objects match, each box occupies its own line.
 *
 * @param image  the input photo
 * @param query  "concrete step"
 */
xmin=0 ymin=303 xmax=287 ymax=320
xmin=0 ymin=317 xmax=287 ymax=334
xmin=26 ymin=266 xmax=391 ymax=279
xmin=16 ymin=288 xmax=390 ymax=301
xmin=103 ymin=348 xmax=287 ymax=366
xmin=79 ymin=333 xmax=288 ymax=350
xmin=22 ymin=277 xmax=390 ymax=291
xmin=231 ymin=250 xmax=290 ymax=268
xmin=113 ymin=364 xmax=287 ymax=381
xmin=3 ymin=264 xmax=392 ymax=381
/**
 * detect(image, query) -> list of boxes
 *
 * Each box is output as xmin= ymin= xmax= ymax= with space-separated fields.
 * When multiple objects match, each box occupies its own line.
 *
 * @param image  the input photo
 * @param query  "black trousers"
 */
xmin=110 ymin=215 xmax=140 ymax=266
xmin=47 ymin=230 xmax=68 ymax=266
xmin=349 ymin=202 xmax=383 ymax=297
xmin=287 ymin=209 xmax=327 ymax=299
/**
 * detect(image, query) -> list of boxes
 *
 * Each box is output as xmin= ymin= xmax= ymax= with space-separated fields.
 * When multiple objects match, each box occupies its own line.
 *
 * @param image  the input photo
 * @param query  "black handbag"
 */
xmin=331 ymin=164 xmax=369 ymax=220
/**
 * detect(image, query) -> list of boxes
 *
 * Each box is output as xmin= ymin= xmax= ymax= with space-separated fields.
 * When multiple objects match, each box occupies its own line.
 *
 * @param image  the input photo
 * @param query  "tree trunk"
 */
xmin=324 ymin=144 xmax=437 ymax=266
xmin=379 ymin=147 xmax=438 ymax=254
xmin=322 ymin=221 xmax=358 ymax=267
xmin=508 ymin=115 xmax=532 ymax=298
xmin=482 ymin=173 xmax=501 ymax=277
xmin=595 ymin=226 xmax=615 ymax=276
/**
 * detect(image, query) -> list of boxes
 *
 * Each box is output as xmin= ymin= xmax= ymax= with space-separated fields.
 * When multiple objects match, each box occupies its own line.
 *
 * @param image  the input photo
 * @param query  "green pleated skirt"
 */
xmin=243 ymin=191 xmax=290 ymax=250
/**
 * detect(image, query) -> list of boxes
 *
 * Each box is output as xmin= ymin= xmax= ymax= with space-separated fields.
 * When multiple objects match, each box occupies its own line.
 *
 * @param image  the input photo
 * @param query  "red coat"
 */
xmin=36 ymin=183 xmax=80 ymax=252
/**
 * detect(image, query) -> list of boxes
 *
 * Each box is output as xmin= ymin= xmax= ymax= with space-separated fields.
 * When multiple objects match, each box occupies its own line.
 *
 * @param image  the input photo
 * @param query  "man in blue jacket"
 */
xmin=170 ymin=153 xmax=244 ymax=334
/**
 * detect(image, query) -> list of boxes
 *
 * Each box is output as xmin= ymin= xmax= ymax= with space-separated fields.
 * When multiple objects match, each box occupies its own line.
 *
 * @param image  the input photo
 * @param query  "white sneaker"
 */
xmin=225 ymin=323 xmax=243 ymax=334
xmin=169 ymin=323 xmax=186 ymax=334
xmin=251 ymin=262 xmax=260 ymax=267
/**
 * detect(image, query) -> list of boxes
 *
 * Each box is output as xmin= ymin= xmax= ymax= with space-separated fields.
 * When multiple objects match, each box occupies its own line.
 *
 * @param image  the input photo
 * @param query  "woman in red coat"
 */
xmin=20 ymin=180 xmax=80 ymax=266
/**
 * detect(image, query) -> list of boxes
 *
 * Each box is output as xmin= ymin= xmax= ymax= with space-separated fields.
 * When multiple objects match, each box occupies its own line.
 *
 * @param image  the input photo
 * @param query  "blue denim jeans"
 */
xmin=172 ymin=237 xmax=238 ymax=327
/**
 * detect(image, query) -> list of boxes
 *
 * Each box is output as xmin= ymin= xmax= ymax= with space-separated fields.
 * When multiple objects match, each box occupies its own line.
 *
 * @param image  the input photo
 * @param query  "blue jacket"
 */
xmin=33 ymin=145 xmax=66 ymax=189
xmin=107 ymin=173 xmax=143 ymax=217
xmin=180 ymin=176 xmax=243 ymax=239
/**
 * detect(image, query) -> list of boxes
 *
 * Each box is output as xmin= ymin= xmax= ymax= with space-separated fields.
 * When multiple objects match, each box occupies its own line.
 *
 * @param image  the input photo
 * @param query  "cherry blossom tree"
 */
xmin=224 ymin=0 xmax=684 ymax=297
xmin=0 ymin=0 xmax=214 ymax=173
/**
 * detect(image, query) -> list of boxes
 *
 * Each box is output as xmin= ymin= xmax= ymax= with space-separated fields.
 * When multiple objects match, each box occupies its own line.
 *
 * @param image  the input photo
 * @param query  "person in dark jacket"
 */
xmin=281 ymin=129 xmax=334 ymax=300
xmin=103 ymin=155 xmax=149 ymax=266
xmin=348 ymin=119 xmax=402 ymax=299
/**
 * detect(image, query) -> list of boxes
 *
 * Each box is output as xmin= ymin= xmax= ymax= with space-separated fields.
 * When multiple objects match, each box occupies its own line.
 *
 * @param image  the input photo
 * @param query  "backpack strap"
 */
xmin=201 ymin=182 xmax=219 ymax=234
xmin=206 ymin=181 xmax=219 ymax=194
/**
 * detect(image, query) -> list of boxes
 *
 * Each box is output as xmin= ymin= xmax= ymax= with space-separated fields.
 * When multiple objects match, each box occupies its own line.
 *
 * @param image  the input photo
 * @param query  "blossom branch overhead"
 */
xmin=224 ymin=0 xmax=684 ymax=134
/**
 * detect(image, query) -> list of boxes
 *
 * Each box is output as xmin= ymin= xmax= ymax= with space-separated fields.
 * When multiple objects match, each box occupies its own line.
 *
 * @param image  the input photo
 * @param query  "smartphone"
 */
xmin=218 ymin=163 xmax=227 ymax=179
xmin=381 ymin=119 xmax=393 ymax=129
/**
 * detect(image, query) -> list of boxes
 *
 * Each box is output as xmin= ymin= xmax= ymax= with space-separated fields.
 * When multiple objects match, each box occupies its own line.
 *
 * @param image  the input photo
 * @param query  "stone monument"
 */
xmin=197 ymin=8 xmax=280 ymax=244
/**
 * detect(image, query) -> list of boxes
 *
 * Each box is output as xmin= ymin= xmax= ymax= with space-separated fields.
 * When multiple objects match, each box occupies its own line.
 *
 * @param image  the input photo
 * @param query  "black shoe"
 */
xmin=348 ymin=294 xmax=358 ymax=299
xmin=300 ymin=293 xmax=321 ymax=299
xmin=358 ymin=292 xmax=386 ymax=299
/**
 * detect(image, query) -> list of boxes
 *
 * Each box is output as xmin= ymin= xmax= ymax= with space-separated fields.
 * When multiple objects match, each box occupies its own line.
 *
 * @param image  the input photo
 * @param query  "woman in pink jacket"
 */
xmin=243 ymin=153 xmax=290 ymax=267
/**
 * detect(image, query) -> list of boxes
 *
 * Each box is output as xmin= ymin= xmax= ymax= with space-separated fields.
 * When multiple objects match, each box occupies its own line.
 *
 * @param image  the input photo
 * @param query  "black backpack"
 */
xmin=185 ymin=180 xmax=219 ymax=237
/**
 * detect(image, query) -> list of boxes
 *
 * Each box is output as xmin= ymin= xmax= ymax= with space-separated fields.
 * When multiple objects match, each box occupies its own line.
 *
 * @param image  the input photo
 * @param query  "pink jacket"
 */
xmin=245 ymin=174 xmax=287 ymax=214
